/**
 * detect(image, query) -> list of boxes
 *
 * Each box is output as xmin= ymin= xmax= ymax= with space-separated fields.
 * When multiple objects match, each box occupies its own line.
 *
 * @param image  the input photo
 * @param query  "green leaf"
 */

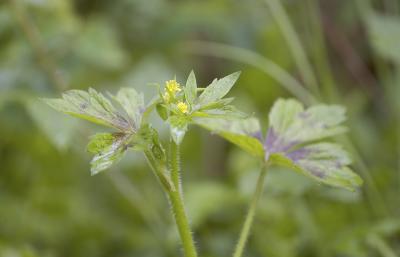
xmin=169 ymin=115 xmax=190 ymax=145
xmin=156 ymin=103 xmax=168 ymax=121
xmin=199 ymin=97 xmax=235 ymax=111
xmin=185 ymin=70 xmax=197 ymax=106
xmin=195 ymin=117 xmax=264 ymax=157
xmin=198 ymin=71 xmax=241 ymax=106
xmin=42 ymin=88 xmax=131 ymax=131
xmin=87 ymin=132 xmax=133 ymax=175
xmin=268 ymin=98 xmax=347 ymax=143
xmin=269 ymin=143 xmax=363 ymax=191
xmin=265 ymin=98 xmax=362 ymax=191
xmin=221 ymin=132 xmax=264 ymax=157
xmin=114 ymin=87 xmax=145 ymax=130
xmin=268 ymin=98 xmax=304 ymax=133
xmin=192 ymin=108 xmax=247 ymax=122
xmin=87 ymin=133 xmax=116 ymax=154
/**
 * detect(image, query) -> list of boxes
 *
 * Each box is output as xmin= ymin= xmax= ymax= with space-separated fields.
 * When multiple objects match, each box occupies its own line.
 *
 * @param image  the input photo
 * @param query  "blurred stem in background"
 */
xmin=233 ymin=163 xmax=269 ymax=257
xmin=352 ymin=0 xmax=394 ymax=217
xmin=10 ymin=0 xmax=174 ymax=250
xmin=7 ymin=0 xmax=400 ymax=255
xmin=187 ymin=38 xmax=389 ymax=217
xmin=264 ymin=0 xmax=321 ymax=98
xmin=355 ymin=0 xmax=400 ymax=210
xmin=305 ymin=0 xmax=338 ymax=102
xmin=265 ymin=0 xmax=390 ymax=218
xmin=9 ymin=0 xmax=66 ymax=91
xmin=397 ymin=66 xmax=400 ymax=209
xmin=187 ymin=0 xmax=393 ymax=239
xmin=10 ymin=1 xmax=196 ymax=255
xmin=185 ymin=41 xmax=317 ymax=105
xmin=367 ymin=233 xmax=398 ymax=257
xmin=341 ymin=138 xmax=390 ymax=216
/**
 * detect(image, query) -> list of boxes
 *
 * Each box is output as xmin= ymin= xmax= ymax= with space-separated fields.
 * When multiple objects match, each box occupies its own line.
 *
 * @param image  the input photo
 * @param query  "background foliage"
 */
xmin=0 ymin=0 xmax=399 ymax=256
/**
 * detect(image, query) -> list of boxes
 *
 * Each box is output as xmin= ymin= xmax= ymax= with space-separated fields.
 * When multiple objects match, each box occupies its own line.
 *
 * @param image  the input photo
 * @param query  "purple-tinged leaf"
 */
xmin=265 ymin=99 xmax=362 ymax=191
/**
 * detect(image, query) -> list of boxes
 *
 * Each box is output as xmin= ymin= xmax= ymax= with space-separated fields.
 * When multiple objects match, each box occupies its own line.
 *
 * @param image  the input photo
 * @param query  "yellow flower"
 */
xmin=165 ymin=79 xmax=181 ymax=94
xmin=177 ymin=102 xmax=189 ymax=114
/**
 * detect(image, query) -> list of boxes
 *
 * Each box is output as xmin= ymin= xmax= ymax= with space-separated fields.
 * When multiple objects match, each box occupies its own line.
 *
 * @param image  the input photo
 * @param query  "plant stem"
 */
xmin=169 ymin=141 xmax=198 ymax=257
xmin=144 ymin=150 xmax=175 ymax=192
xmin=170 ymin=140 xmax=181 ymax=189
xmin=233 ymin=164 xmax=269 ymax=257
xmin=168 ymin=189 xmax=198 ymax=257
xmin=146 ymin=144 xmax=198 ymax=257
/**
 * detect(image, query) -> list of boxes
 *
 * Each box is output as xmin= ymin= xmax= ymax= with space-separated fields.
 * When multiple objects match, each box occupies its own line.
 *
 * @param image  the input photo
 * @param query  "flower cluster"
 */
xmin=177 ymin=101 xmax=189 ymax=114
xmin=163 ymin=79 xmax=181 ymax=103
xmin=161 ymin=79 xmax=189 ymax=115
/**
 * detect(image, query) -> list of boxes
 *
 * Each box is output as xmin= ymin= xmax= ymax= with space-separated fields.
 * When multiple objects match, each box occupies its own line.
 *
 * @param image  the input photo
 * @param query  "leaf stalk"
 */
xmin=233 ymin=163 xmax=269 ymax=257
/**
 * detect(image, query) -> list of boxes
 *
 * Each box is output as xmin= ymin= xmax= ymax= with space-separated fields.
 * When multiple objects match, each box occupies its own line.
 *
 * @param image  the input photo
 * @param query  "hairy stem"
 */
xmin=169 ymin=141 xmax=198 ymax=257
xmin=144 ymin=150 xmax=175 ymax=192
xmin=145 ymin=145 xmax=197 ymax=257
xmin=168 ymin=189 xmax=198 ymax=257
xmin=233 ymin=164 xmax=269 ymax=257
xmin=170 ymin=140 xmax=181 ymax=189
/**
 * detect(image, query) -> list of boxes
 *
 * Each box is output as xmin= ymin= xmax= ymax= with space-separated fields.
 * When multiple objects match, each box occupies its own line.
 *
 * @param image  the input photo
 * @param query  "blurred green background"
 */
xmin=1 ymin=0 xmax=400 ymax=256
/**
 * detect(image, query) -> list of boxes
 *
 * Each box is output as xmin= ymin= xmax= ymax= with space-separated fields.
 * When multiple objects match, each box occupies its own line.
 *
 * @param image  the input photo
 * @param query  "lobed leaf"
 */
xmin=265 ymin=98 xmax=362 ymax=191
xmin=87 ymin=133 xmax=116 ymax=154
xmin=266 ymin=98 xmax=347 ymax=151
xmin=198 ymin=72 xmax=241 ymax=106
xmin=114 ymin=88 xmax=145 ymax=130
xmin=268 ymin=98 xmax=304 ymax=134
xmin=270 ymin=143 xmax=363 ymax=191
xmin=42 ymin=88 xmax=131 ymax=131
xmin=87 ymin=132 xmax=133 ymax=175
xmin=195 ymin=117 xmax=264 ymax=157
